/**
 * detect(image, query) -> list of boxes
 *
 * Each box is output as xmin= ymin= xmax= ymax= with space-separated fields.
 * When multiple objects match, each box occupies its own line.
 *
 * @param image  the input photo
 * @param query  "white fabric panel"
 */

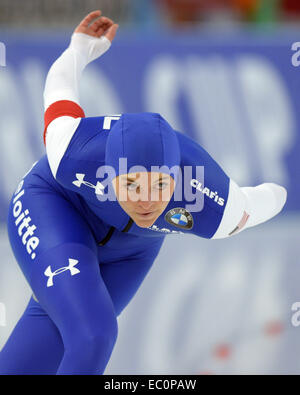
xmin=212 ymin=179 xmax=246 ymax=239
xmin=212 ymin=180 xmax=287 ymax=239
xmin=45 ymin=116 xmax=82 ymax=178
xmin=43 ymin=33 xmax=111 ymax=110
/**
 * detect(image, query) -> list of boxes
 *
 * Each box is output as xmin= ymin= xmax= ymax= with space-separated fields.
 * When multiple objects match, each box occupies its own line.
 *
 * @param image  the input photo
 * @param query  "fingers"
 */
xmin=74 ymin=10 xmax=119 ymax=42
xmin=104 ymin=24 xmax=119 ymax=42
xmin=79 ymin=10 xmax=101 ymax=30
xmin=92 ymin=16 xmax=114 ymax=35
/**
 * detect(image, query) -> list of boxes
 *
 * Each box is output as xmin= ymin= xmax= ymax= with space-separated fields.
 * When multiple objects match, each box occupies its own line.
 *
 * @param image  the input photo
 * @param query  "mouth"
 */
xmin=135 ymin=211 xmax=156 ymax=220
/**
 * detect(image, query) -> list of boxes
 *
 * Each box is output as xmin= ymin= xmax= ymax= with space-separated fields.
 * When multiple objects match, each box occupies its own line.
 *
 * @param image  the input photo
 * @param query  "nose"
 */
xmin=137 ymin=200 xmax=155 ymax=211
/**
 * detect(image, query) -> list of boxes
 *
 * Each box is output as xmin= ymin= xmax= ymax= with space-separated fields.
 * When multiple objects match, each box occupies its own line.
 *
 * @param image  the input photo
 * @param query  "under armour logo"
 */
xmin=72 ymin=173 xmax=105 ymax=195
xmin=44 ymin=259 xmax=80 ymax=287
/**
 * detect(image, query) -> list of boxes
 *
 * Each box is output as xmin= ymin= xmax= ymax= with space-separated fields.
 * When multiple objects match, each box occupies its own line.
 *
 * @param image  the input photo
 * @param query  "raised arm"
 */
xmin=43 ymin=10 xmax=118 ymax=177
xmin=44 ymin=10 xmax=118 ymax=112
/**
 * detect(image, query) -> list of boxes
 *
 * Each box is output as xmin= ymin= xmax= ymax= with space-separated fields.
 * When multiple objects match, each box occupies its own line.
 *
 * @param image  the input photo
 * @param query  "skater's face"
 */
xmin=113 ymin=172 xmax=175 ymax=228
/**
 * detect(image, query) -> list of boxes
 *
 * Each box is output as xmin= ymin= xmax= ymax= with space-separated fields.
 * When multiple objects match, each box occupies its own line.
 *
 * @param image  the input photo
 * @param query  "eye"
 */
xmin=153 ymin=182 xmax=168 ymax=190
xmin=126 ymin=183 xmax=139 ymax=191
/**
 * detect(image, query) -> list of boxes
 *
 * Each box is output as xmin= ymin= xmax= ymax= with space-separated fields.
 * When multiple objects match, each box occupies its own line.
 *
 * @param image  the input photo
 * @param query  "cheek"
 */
xmin=116 ymin=187 xmax=129 ymax=202
xmin=158 ymin=192 xmax=171 ymax=204
xmin=156 ymin=186 xmax=173 ymax=202
xmin=117 ymin=188 xmax=136 ymax=205
xmin=121 ymin=200 xmax=137 ymax=213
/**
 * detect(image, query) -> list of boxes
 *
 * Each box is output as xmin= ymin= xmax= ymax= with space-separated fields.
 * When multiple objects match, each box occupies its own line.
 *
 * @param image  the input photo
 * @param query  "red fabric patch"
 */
xmin=43 ymin=100 xmax=85 ymax=145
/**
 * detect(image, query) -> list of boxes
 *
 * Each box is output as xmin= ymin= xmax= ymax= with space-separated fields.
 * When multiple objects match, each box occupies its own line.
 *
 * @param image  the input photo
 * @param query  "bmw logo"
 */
xmin=164 ymin=208 xmax=193 ymax=230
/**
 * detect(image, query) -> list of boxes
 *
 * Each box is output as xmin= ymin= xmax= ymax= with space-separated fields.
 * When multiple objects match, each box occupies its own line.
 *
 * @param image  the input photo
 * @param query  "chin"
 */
xmin=135 ymin=219 xmax=156 ymax=228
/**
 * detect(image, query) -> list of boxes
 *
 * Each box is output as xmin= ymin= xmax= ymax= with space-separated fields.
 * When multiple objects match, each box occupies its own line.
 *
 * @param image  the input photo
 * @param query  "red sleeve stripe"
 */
xmin=43 ymin=100 xmax=85 ymax=145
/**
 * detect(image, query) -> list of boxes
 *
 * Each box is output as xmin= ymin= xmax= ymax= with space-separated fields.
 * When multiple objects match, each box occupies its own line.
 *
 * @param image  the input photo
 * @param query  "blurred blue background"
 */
xmin=0 ymin=0 xmax=300 ymax=374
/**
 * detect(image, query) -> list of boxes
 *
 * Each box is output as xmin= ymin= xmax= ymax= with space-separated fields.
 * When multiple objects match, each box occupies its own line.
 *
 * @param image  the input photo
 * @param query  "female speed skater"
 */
xmin=0 ymin=10 xmax=287 ymax=375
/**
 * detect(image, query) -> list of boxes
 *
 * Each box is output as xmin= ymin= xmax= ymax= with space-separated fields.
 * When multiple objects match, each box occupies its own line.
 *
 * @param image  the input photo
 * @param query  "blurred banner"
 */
xmin=0 ymin=31 xmax=300 ymax=374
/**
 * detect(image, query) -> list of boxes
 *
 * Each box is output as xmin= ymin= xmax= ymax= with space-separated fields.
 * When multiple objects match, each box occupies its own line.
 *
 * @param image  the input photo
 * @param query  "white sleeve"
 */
xmin=46 ymin=116 xmax=81 ymax=178
xmin=43 ymin=32 xmax=112 ymax=110
xmin=43 ymin=33 xmax=112 ymax=178
xmin=212 ymin=180 xmax=287 ymax=239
